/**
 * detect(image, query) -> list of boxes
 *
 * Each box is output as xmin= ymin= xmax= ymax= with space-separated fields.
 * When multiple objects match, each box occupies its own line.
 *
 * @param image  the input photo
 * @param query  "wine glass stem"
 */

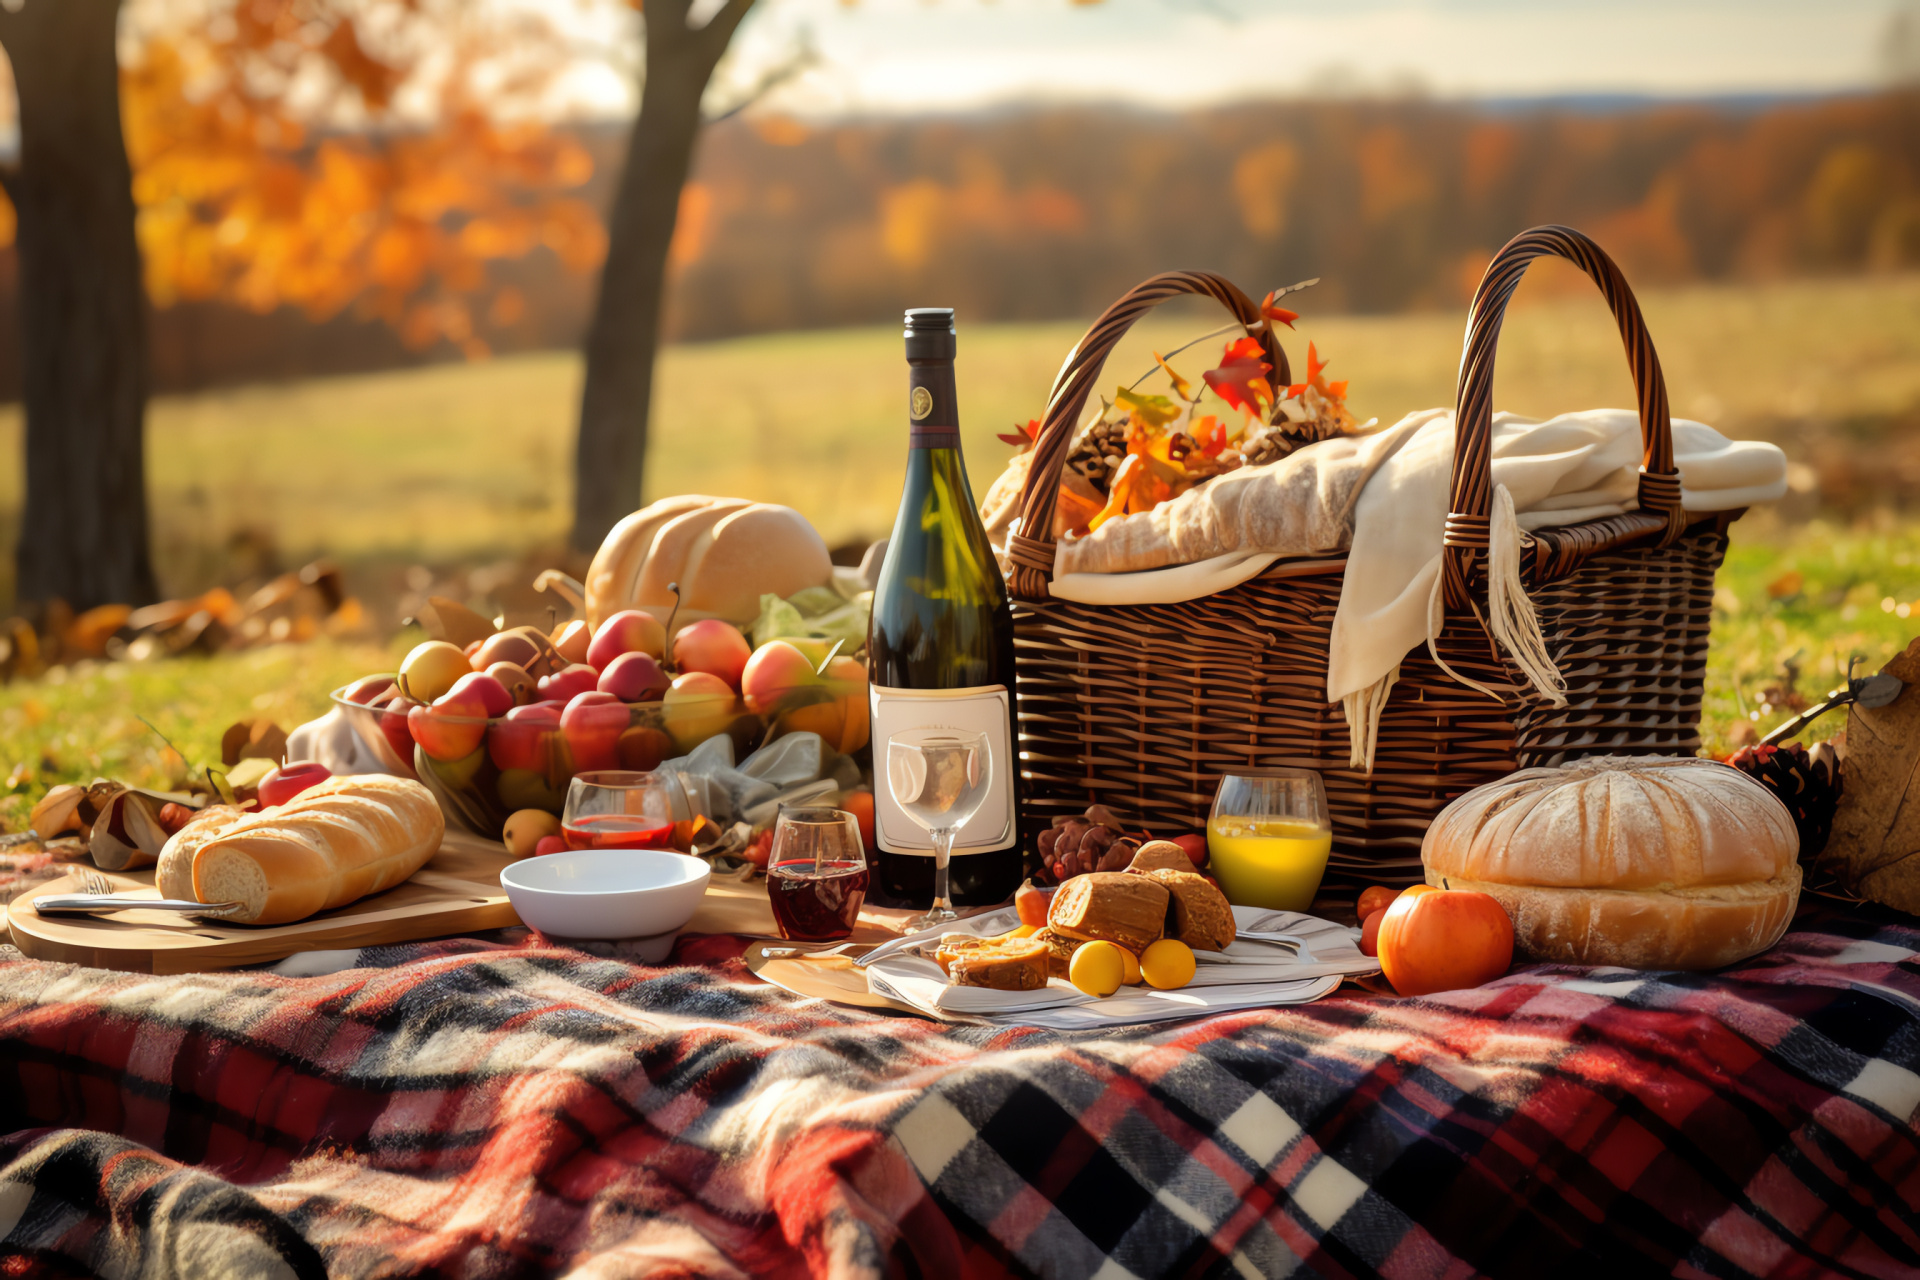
xmin=931 ymin=827 xmax=954 ymax=915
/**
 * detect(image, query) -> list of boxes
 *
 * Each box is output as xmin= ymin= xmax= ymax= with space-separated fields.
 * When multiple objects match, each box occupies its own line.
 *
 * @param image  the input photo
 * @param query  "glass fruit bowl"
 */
xmin=332 ymin=677 xmax=764 ymax=839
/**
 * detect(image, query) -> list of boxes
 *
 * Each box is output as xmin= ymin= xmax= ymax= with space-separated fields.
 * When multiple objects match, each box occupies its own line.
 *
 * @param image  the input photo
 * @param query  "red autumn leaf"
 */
xmin=997 ymin=416 xmax=1042 ymax=448
xmin=1190 ymin=414 xmax=1228 ymax=457
xmin=1259 ymin=291 xmax=1299 ymax=328
xmin=1203 ymin=336 xmax=1273 ymax=416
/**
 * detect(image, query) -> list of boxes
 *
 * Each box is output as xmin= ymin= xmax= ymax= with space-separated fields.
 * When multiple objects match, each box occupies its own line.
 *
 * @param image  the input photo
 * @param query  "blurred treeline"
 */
xmin=0 ymin=88 xmax=1913 ymax=395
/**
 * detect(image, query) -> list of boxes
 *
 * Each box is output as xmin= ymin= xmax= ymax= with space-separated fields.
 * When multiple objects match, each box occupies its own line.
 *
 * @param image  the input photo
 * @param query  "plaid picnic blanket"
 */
xmin=1 ymin=891 xmax=1918 ymax=1278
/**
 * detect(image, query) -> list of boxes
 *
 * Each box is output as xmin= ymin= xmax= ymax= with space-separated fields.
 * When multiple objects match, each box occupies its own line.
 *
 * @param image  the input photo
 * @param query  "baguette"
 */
xmin=191 ymin=776 xmax=444 ymax=924
xmin=155 ymin=805 xmax=248 ymax=901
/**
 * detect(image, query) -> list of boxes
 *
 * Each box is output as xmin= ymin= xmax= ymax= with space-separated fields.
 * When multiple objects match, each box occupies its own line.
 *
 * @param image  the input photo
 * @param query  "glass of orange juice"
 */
xmin=1206 ymin=768 xmax=1333 ymax=911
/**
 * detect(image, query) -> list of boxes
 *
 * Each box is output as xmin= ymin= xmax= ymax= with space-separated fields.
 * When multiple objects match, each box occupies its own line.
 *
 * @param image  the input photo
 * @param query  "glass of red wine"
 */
xmin=766 ymin=806 xmax=869 ymax=942
xmin=562 ymin=771 xmax=677 ymax=851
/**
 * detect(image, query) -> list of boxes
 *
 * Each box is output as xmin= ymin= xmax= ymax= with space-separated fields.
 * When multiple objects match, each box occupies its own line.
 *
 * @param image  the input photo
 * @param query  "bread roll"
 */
xmin=191 ymin=776 xmax=445 ymax=925
xmin=1422 ymin=756 xmax=1800 ymax=970
xmin=1145 ymin=869 xmax=1235 ymax=951
xmin=942 ymin=935 xmax=1051 ymax=991
xmin=1048 ymin=873 xmax=1169 ymax=951
xmin=155 ymin=805 xmax=248 ymax=901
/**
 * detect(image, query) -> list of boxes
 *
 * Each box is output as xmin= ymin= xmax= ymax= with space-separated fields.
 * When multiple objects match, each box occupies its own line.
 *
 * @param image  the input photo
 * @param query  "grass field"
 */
xmin=0 ymin=270 xmax=1916 ymax=594
xmin=1 ymin=271 xmax=1919 ymax=831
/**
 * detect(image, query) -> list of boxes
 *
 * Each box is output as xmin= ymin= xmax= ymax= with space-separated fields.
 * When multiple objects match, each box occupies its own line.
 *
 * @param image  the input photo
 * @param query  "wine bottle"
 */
xmin=868 ymin=307 xmax=1024 ymax=906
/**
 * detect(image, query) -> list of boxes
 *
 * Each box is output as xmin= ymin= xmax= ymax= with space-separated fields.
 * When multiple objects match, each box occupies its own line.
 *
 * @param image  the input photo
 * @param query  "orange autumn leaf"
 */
xmin=1153 ymin=352 xmax=1195 ymax=401
xmin=1202 ymin=335 xmax=1274 ymax=417
xmin=1258 ymin=290 xmax=1299 ymax=328
xmin=1285 ymin=342 xmax=1350 ymax=406
xmin=998 ymin=417 xmax=1042 ymax=449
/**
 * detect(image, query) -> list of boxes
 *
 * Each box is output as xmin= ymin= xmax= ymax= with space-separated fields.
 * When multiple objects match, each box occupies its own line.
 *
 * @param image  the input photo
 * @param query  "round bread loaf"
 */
xmin=583 ymin=496 xmax=833 ymax=628
xmin=1421 ymin=756 xmax=1800 ymax=971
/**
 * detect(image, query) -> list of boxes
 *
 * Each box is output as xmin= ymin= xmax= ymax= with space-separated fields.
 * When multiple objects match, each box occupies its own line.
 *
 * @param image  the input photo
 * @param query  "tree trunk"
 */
xmin=0 ymin=0 xmax=156 ymax=610
xmin=570 ymin=0 xmax=753 ymax=554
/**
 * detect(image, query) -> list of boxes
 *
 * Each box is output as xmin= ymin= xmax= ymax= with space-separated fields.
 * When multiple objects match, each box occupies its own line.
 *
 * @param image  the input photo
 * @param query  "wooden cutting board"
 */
xmin=6 ymin=829 xmax=523 ymax=974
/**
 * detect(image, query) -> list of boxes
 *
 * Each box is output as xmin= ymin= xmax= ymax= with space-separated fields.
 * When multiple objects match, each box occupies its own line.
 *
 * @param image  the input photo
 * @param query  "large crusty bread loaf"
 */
xmin=583 ymin=495 xmax=834 ymax=628
xmin=191 ymin=775 xmax=444 ymax=924
xmin=1422 ymin=756 xmax=1800 ymax=970
xmin=155 ymin=804 xmax=248 ymax=901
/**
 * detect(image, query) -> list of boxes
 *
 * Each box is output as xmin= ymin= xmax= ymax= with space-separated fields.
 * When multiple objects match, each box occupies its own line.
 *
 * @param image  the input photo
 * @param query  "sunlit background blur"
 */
xmin=1 ymin=0 xmax=1919 ymax=777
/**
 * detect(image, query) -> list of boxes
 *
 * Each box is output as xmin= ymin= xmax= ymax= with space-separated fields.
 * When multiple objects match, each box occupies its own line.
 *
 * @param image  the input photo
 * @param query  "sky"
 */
xmin=653 ymin=0 xmax=1910 ymax=117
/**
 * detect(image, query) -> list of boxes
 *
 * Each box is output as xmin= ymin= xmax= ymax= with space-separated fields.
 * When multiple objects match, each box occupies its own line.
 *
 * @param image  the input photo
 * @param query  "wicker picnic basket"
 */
xmin=1004 ymin=225 xmax=1740 ymax=899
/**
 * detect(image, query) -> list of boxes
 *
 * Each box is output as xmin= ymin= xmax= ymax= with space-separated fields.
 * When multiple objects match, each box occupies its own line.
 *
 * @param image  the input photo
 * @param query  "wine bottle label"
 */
xmin=907 ymin=364 xmax=959 ymax=448
xmin=870 ymin=683 xmax=1015 ymax=856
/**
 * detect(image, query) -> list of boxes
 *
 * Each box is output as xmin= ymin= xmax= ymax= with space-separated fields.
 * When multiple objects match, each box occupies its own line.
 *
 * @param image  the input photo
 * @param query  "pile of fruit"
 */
xmin=335 ymin=609 xmax=870 ymax=839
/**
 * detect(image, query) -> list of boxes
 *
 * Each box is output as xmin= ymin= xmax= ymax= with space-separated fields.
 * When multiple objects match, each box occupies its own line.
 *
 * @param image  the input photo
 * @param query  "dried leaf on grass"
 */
xmin=1822 ymin=634 xmax=1920 ymax=913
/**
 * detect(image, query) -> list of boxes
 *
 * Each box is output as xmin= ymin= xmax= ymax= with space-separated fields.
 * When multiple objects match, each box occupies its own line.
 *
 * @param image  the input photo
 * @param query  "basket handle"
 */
xmin=1442 ymin=225 xmax=1686 ymax=612
xmin=1008 ymin=271 xmax=1292 ymax=601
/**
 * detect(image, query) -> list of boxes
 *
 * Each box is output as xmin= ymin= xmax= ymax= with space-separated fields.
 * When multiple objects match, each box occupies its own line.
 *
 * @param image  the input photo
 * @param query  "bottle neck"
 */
xmin=907 ymin=357 xmax=960 ymax=451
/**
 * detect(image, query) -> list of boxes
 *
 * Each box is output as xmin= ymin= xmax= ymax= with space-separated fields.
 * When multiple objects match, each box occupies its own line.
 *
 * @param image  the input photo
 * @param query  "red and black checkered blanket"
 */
xmin=2 ymin=897 xmax=1917 ymax=1278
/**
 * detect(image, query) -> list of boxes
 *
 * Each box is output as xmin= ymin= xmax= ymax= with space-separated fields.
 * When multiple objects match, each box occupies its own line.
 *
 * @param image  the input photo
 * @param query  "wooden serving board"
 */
xmin=6 ymin=830 xmax=522 ymax=974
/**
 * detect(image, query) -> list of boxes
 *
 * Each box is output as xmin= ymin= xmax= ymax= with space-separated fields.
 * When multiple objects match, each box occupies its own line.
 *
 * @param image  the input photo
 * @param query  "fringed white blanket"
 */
xmin=1026 ymin=408 xmax=1788 ymax=771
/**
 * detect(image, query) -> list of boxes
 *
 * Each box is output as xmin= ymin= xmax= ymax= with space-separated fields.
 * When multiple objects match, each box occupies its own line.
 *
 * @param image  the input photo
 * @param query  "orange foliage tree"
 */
xmin=121 ymin=0 xmax=606 ymax=358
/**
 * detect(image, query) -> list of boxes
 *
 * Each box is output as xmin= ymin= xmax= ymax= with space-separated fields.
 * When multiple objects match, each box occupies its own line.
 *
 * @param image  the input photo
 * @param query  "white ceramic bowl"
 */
xmin=500 ymin=849 xmax=712 ymax=941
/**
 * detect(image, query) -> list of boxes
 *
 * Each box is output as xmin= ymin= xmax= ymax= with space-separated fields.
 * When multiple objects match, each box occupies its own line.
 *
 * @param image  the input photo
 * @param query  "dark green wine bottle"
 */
xmin=867 ymin=308 xmax=1023 ymax=906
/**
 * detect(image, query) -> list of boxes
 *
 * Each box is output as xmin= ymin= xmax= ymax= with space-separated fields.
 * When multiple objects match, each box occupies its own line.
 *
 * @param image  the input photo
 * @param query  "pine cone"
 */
xmin=1036 ymin=804 xmax=1141 ymax=882
xmin=1727 ymin=740 xmax=1844 ymax=859
xmin=1063 ymin=419 xmax=1133 ymax=497
xmin=1240 ymin=430 xmax=1289 ymax=468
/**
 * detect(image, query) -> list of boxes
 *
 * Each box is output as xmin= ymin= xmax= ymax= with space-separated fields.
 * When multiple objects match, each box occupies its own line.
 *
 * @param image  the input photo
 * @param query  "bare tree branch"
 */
xmin=704 ymin=30 xmax=816 ymax=125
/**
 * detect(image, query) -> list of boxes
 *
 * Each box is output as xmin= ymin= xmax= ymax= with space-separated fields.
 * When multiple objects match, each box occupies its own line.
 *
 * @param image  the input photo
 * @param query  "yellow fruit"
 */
xmin=1010 ymin=923 xmax=1040 ymax=939
xmin=1140 ymin=939 xmax=1196 ymax=990
xmin=1118 ymin=947 xmax=1142 ymax=985
xmin=1068 ymin=940 xmax=1126 ymax=997
xmin=502 ymin=808 xmax=562 ymax=857
xmin=398 ymin=640 xmax=474 ymax=702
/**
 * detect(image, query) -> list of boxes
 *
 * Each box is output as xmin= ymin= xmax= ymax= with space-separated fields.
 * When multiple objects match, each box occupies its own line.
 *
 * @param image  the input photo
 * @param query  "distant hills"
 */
xmin=0 ymin=88 xmax=1909 ymax=398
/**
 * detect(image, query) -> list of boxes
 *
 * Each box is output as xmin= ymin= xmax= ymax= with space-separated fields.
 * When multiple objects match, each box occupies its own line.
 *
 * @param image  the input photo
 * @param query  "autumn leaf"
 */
xmin=997 ymin=417 xmax=1042 ymax=449
xmin=1087 ymin=454 xmax=1143 ymax=531
xmin=1286 ymin=342 xmax=1326 ymax=397
xmin=1258 ymin=290 xmax=1300 ymax=328
xmin=1152 ymin=352 xmax=1194 ymax=401
xmin=1190 ymin=415 xmax=1228 ymax=457
xmin=1114 ymin=387 xmax=1180 ymax=430
xmin=1202 ymin=336 xmax=1273 ymax=417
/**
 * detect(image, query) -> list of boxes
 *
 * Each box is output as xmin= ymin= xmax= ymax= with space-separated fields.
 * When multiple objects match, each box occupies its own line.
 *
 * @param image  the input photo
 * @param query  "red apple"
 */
xmin=672 ymin=620 xmax=751 ymax=690
xmin=598 ymin=651 xmax=672 ymax=703
xmin=378 ymin=698 xmax=419 ymax=765
xmin=537 ymin=663 xmax=599 ymax=703
xmin=343 ymin=674 xmax=394 ymax=705
xmin=448 ymin=671 xmax=513 ymax=719
xmin=562 ymin=690 xmax=629 ymax=773
xmin=588 ymin=609 xmax=667 ymax=670
xmin=259 ymin=761 xmax=333 ymax=808
xmin=1171 ymin=834 xmax=1208 ymax=869
xmin=409 ymin=688 xmax=489 ymax=761
xmin=553 ymin=619 xmax=592 ymax=666
xmin=474 ymin=629 xmax=542 ymax=673
xmin=534 ymin=834 xmax=568 ymax=857
xmin=486 ymin=662 xmax=537 ymax=707
xmin=489 ymin=701 xmax=565 ymax=774
xmin=663 ymin=671 xmax=736 ymax=752
xmin=741 ymin=639 xmax=820 ymax=714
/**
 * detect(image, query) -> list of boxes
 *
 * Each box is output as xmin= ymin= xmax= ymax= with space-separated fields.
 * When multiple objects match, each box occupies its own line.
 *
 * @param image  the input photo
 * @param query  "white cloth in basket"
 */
xmin=1028 ymin=407 xmax=1786 ymax=768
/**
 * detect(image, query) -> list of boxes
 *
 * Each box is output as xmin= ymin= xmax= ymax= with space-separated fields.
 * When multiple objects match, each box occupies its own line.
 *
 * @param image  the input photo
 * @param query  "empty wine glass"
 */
xmin=886 ymin=727 xmax=992 ymax=931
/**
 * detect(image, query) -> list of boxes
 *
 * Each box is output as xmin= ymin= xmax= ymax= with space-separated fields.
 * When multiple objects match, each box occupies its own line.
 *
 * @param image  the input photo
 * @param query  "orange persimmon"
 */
xmin=1377 ymin=886 xmax=1513 ymax=996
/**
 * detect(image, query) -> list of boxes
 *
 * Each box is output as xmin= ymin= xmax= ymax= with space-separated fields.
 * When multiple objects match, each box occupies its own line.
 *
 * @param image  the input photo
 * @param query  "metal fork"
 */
xmin=34 ymin=871 xmax=247 ymax=919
